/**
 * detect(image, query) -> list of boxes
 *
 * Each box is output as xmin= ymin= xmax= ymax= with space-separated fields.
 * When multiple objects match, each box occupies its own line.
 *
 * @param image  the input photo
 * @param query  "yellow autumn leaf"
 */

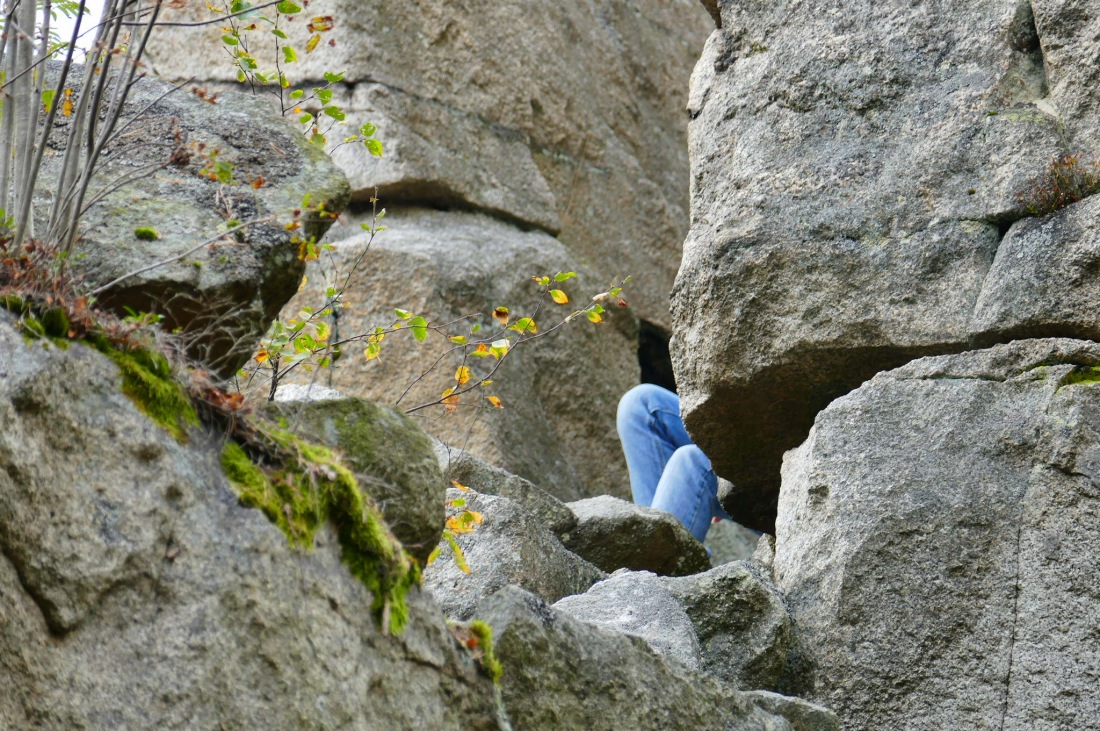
xmin=61 ymin=89 xmax=73 ymax=117
xmin=586 ymin=309 xmax=603 ymax=324
xmin=446 ymin=514 xmax=477 ymax=534
xmin=297 ymin=274 xmax=308 ymax=292
xmin=487 ymin=395 xmax=503 ymax=409
xmin=450 ymin=479 xmax=472 ymax=492
xmin=550 ymin=289 xmax=569 ymax=304
xmin=455 ymin=365 xmax=472 ymax=385
xmin=254 ymin=349 xmax=270 ymax=364
xmin=492 ymin=306 xmax=510 ymax=327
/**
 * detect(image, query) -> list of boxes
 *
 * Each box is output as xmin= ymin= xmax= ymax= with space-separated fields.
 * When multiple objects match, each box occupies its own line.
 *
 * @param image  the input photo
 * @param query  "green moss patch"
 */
xmin=469 ymin=620 xmax=504 ymax=684
xmin=1059 ymin=365 xmax=1100 ymax=388
xmin=220 ymin=428 xmax=419 ymax=634
xmin=88 ymin=335 xmax=198 ymax=443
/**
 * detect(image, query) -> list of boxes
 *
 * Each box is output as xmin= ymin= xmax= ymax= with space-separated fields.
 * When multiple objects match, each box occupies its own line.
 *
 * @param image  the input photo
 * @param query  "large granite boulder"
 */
xmin=423 ymin=489 xmax=605 ymax=620
xmin=36 ymin=65 xmax=348 ymax=375
xmin=671 ymin=0 xmax=1100 ymax=529
xmin=0 ymin=321 xmax=496 ymax=729
xmin=479 ymin=585 xmax=799 ymax=731
xmin=774 ymin=338 xmax=1100 ymax=730
xmin=280 ymin=207 xmax=638 ymax=502
xmin=147 ymin=0 xmax=712 ymax=330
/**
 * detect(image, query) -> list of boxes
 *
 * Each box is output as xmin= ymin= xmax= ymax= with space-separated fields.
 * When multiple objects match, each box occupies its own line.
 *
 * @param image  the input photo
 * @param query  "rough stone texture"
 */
xmin=0 ymin=321 xmax=496 ymax=729
xmin=479 ymin=586 xmax=795 ymax=731
xmin=971 ymin=195 xmax=1100 ymax=346
xmin=554 ymin=569 xmax=703 ymax=671
xmin=274 ymin=382 xmax=344 ymax=402
xmin=740 ymin=692 xmax=840 ymax=731
xmin=665 ymin=560 xmax=792 ymax=690
xmin=561 ymin=495 xmax=711 ymax=576
xmin=36 ymin=65 xmax=348 ymax=376
xmin=706 ymin=517 xmax=764 ymax=566
xmin=774 ymin=339 xmax=1100 ymax=730
xmin=268 ymin=397 xmax=446 ymax=564
xmin=671 ymin=0 xmax=1098 ymax=530
xmin=148 ymin=0 xmax=713 ymax=330
xmin=280 ymin=207 xmax=638 ymax=503
xmin=432 ymin=440 xmax=577 ymax=535
xmin=752 ymin=534 xmax=777 ymax=573
xmin=423 ymin=489 xmax=604 ymax=621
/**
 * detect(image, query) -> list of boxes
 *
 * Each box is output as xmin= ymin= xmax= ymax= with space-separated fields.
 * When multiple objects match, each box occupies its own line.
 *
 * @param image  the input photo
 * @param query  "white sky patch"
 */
xmin=49 ymin=0 xmax=106 ymax=54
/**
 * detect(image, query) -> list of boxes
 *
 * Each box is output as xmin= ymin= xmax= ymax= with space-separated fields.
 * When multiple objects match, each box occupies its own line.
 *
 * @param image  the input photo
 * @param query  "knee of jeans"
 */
xmin=617 ymin=383 xmax=666 ymax=434
xmin=669 ymin=444 xmax=711 ymax=472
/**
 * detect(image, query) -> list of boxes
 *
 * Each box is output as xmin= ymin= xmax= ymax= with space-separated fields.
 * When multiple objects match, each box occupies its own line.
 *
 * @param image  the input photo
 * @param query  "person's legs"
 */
xmin=617 ymin=384 xmax=695 ymax=508
xmin=651 ymin=445 xmax=723 ymax=542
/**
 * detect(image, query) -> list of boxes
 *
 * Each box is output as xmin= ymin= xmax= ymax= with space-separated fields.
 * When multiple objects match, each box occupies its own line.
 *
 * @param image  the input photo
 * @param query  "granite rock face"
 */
xmin=36 ymin=65 xmax=348 ymax=376
xmin=423 ymin=489 xmax=605 ymax=621
xmin=666 ymin=560 xmax=792 ymax=690
xmin=672 ymin=0 xmax=1100 ymax=529
xmin=774 ymin=339 xmax=1100 ymax=730
xmin=561 ymin=495 xmax=712 ymax=576
xmin=554 ymin=570 xmax=704 ymax=671
xmin=480 ymin=586 xmax=797 ymax=731
xmin=148 ymin=0 xmax=712 ymax=330
xmin=281 ymin=208 xmax=638 ymax=503
xmin=432 ymin=440 xmax=578 ymax=535
xmin=0 ymin=321 xmax=496 ymax=730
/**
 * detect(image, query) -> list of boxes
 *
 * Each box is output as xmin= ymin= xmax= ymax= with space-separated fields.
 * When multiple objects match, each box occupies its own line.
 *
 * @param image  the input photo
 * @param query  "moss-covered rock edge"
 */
xmin=220 ymin=429 xmax=420 ymax=634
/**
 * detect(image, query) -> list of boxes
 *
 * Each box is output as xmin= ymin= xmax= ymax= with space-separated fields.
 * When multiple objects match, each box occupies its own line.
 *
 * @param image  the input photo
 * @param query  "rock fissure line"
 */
xmin=998 ymin=521 xmax=1025 ymax=731
xmin=332 ymin=76 xmax=612 ymax=175
xmin=0 ymin=542 xmax=55 ymax=636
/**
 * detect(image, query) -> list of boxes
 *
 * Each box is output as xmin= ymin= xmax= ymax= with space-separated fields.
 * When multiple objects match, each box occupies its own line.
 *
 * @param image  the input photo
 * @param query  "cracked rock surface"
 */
xmin=147 ymin=0 xmax=712 ymax=330
xmin=672 ymin=0 xmax=1100 ymax=529
xmin=774 ymin=338 xmax=1100 ymax=730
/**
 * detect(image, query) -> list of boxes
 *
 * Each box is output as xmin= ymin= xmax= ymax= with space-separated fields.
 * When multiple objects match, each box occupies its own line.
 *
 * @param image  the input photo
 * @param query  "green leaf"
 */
xmin=316 ymin=88 xmax=333 ymax=104
xmin=555 ymin=271 xmax=577 ymax=282
xmin=449 ymin=335 xmax=468 ymax=345
xmin=359 ymin=122 xmax=377 ymax=137
xmin=394 ymin=308 xmax=412 ymax=320
xmin=272 ymin=28 xmax=288 ymax=39
xmin=221 ymin=33 xmax=239 ymax=45
xmin=409 ymin=316 xmax=428 ymax=343
xmin=276 ymin=0 xmax=301 ymax=14
xmin=298 ymin=112 xmax=313 ymax=124
xmin=289 ymin=88 xmax=304 ymax=99
xmin=41 ymin=89 xmax=55 ymax=111
xmin=282 ymin=46 xmax=297 ymax=63
xmin=322 ymin=105 xmax=346 ymax=121
xmin=508 ymin=317 xmax=537 ymax=334
xmin=323 ymin=70 xmax=345 ymax=83
xmin=365 ymin=138 xmax=383 ymax=157
xmin=443 ymin=531 xmax=470 ymax=574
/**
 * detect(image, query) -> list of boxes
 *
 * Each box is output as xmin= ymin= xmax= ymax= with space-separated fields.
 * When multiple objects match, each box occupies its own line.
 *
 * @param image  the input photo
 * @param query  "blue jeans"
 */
xmin=616 ymin=384 xmax=729 ymax=542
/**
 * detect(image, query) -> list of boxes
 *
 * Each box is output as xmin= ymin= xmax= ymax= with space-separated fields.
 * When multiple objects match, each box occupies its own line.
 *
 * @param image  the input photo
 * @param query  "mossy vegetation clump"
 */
xmin=469 ymin=620 xmax=504 ymax=684
xmin=88 ymin=334 xmax=198 ymax=443
xmin=1059 ymin=365 xmax=1100 ymax=388
xmin=220 ymin=427 xmax=420 ymax=635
